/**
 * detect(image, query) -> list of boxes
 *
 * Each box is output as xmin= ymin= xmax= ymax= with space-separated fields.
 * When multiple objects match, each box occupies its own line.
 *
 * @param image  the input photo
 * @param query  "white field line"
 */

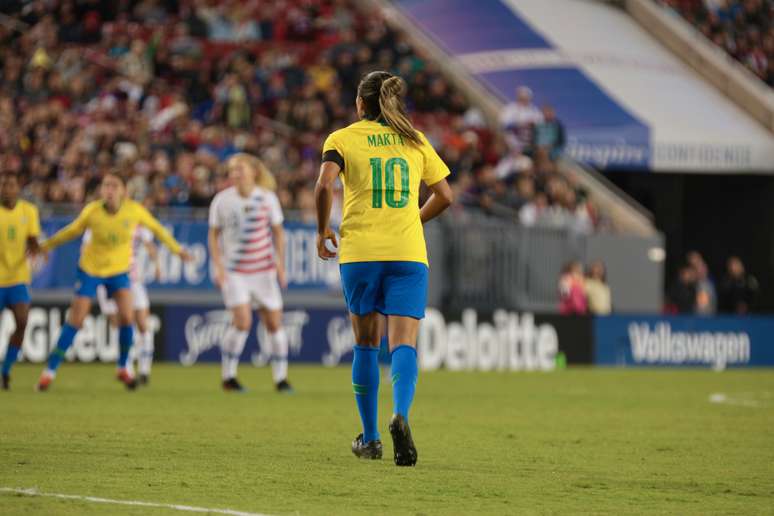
xmin=708 ymin=393 xmax=766 ymax=408
xmin=0 ymin=487 xmax=273 ymax=516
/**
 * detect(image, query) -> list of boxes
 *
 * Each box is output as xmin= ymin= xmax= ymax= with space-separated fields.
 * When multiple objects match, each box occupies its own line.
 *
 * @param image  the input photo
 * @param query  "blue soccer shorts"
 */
xmin=74 ymin=268 xmax=131 ymax=299
xmin=0 ymin=283 xmax=31 ymax=308
xmin=339 ymin=261 xmax=429 ymax=320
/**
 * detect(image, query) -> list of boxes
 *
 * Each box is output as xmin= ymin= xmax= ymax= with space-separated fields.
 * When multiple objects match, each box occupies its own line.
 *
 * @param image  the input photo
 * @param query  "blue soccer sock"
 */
xmin=47 ymin=323 xmax=78 ymax=373
xmin=391 ymin=345 xmax=418 ymax=422
xmin=352 ymin=345 xmax=380 ymax=443
xmin=2 ymin=344 xmax=21 ymax=376
xmin=118 ymin=325 xmax=134 ymax=369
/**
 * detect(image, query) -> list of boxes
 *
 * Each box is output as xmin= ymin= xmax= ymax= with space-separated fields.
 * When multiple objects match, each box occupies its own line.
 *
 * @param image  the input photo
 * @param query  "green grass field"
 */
xmin=1 ymin=364 xmax=773 ymax=515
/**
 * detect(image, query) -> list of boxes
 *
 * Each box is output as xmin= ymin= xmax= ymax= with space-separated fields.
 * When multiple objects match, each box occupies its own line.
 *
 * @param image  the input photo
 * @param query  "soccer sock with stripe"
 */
xmin=2 ymin=344 xmax=21 ymax=376
xmin=221 ymin=327 xmax=248 ymax=380
xmin=352 ymin=345 xmax=380 ymax=443
xmin=137 ymin=330 xmax=154 ymax=376
xmin=269 ymin=329 xmax=289 ymax=383
xmin=390 ymin=345 xmax=418 ymax=422
xmin=117 ymin=325 xmax=134 ymax=370
xmin=46 ymin=322 xmax=78 ymax=376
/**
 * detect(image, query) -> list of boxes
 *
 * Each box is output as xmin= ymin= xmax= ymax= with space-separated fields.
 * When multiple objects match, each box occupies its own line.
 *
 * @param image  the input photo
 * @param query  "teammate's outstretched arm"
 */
xmin=419 ymin=179 xmax=453 ymax=224
xmin=41 ymin=205 xmax=93 ymax=252
xmin=314 ymin=161 xmax=340 ymax=260
xmin=137 ymin=206 xmax=192 ymax=262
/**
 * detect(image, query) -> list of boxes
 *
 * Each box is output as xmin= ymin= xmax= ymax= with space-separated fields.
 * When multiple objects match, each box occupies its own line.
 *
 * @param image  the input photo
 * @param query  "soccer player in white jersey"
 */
xmin=90 ymin=225 xmax=160 ymax=385
xmin=208 ymin=153 xmax=293 ymax=393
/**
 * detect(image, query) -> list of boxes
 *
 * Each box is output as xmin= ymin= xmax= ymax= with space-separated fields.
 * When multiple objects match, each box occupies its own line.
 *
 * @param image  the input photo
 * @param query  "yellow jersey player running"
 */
xmin=315 ymin=71 xmax=453 ymax=466
xmin=36 ymin=173 xmax=191 ymax=391
xmin=0 ymin=172 xmax=42 ymax=390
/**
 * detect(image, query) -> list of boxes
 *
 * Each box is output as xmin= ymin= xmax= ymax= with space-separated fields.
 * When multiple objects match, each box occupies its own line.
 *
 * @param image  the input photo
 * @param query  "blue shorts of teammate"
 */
xmin=74 ymin=268 xmax=131 ymax=299
xmin=0 ymin=283 xmax=31 ymax=308
xmin=340 ymin=261 xmax=429 ymax=320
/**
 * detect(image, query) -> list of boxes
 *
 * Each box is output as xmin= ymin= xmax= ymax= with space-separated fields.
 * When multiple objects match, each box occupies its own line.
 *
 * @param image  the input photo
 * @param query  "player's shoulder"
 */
xmin=328 ymin=120 xmax=368 ymax=141
xmin=81 ymin=200 xmax=103 ymax=215
xmin=415 ymin=129 xmax=431 ymax=146
xmin=211 ymin=186 xmax=237 ymax=204
xmin=253 ymin=186 xmax=279 ymax=203
xmin=17 ymin=199 xmax=39 ymax=213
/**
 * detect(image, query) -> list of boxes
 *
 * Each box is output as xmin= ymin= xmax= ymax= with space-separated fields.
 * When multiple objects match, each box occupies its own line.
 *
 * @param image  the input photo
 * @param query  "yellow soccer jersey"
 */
xmin=322 ymin=119 xmax=450 ymax=265
xmin=0 ymin=200 xmax=41 ymax=286
xmin=42 ymin=200 xmax=182 ymax=278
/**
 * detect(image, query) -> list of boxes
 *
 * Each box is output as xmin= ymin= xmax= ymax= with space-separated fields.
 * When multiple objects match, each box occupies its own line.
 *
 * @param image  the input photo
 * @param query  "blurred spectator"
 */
xmin=585 ymin=260 xmax=612 ymax=315
xmin=718 ymin=256 xmax=759 ymax=314
xmin=669 ymin=265 xmax=698 ymax=314
xmin=687 ymin=251 xmax=716 ymax=314
xmin=500 ymin=86 xmax=543 ymax=151
xmin=657 ymin=0 xmax=774 ymax=86
xmin=559 ymin=261 xmax=588 ymax=315
xmin=531 ymin=105 xmax=565 ymax=161
xmin=0 ymin=0 xmax=601 ymax=234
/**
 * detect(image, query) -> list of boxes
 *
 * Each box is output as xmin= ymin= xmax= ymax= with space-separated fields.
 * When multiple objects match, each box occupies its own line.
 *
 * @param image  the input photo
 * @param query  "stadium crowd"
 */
xmin=657 ymin=0 xmax=774 ymax=86
xmin=0 ymin=0 xmax=599 ymax=233
xmin=668 ymin=252 xmax=759 ymax=314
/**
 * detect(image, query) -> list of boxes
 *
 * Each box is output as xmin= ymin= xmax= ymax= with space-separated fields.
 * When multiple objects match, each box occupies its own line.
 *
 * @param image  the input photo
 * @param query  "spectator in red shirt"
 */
xmin=559 ymin=261 xmax=588 ymax=315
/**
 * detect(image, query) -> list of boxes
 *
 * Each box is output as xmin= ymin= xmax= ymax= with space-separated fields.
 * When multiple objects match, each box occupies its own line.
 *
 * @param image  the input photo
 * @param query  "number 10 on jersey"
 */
xmin=370 ymin=157 xmax=409 ymax=208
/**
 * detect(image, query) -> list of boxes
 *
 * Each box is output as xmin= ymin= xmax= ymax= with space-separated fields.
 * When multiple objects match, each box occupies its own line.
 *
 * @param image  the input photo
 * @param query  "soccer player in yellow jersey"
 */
xmin=36 ymin=173 xmax=191 ymax=391
xmin=0 ymin=172 xmax=42 ymax=390
xmin=315 ymin=71 xmax=453 ymax=466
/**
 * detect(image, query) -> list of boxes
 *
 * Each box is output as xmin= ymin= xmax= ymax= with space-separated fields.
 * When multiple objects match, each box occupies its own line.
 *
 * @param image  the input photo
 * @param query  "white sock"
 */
xmin=269 ymin=329 xmax=289 ymax=384
xmin=221 ymin=327 xmax=248 ymax=380
xmin=138 ymin=330 xmax=154 ymax=376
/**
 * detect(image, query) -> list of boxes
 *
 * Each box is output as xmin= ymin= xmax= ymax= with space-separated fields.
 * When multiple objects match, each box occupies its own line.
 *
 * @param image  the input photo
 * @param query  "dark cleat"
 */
xmin=222 ymin=378 xmax=245 ymax=392
xmin=2 ymin=374 xmax=9 ymax=390
xmin=138 ymin=374 xmax=149 ymax=386
xmin=389 ymin=414 xmax=418 ymax=467
xmin=117 ymin=369 xmax=137 ymax=391
xmin=351 ymin=433 xmax=383 ymax=460
xmin=275 ymin=379 xmax=294 ymax=394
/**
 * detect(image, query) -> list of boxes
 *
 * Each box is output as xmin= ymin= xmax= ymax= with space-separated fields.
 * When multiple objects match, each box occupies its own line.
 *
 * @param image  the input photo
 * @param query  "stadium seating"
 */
xmin=655 ymin=0 xmax=774 ymax=87
xmin=0 ymin=0 xmax=598 ymax=232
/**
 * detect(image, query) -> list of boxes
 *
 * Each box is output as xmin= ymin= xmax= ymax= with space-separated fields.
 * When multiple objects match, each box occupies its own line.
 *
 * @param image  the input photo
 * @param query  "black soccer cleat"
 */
xmin=222 ymin=378 xmax=245 ymax=392
xmin=138 ymin=374 xmax=149 ymax=386
xmin=2 ymin=374 xmax=9 ymax=390
xmin=275 ymin=379 xmax=294 ymax=394
xmin=351 ymin=433 xmax=383 ymax=460
xmin=389 ymin=414 xmax=418 ymax=467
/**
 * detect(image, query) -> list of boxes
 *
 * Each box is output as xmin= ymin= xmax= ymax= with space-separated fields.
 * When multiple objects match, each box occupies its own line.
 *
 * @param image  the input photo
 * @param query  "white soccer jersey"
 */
xmin=208 ymin=186 xmax=283 ymax=274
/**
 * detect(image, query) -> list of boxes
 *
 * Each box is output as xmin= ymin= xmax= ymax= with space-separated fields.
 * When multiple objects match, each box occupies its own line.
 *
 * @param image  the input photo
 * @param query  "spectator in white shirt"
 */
xmin=500 ymin=86 xmax=544 ymax=151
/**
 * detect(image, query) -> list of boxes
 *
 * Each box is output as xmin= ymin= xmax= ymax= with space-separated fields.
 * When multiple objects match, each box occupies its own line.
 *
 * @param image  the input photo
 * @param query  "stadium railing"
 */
xmin=426 ymin=214 xmax=663 ymax=314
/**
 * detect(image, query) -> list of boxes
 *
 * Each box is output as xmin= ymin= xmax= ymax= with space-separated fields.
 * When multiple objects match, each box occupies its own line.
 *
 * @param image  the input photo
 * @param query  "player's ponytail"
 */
xmin=228 ymin=153 xmax=277 ymax=191
xmin=357 ymin=71 xmax=421 ymax=146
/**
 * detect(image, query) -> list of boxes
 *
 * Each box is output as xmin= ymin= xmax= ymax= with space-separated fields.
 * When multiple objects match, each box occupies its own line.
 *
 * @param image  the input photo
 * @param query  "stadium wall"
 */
xmin=3 ymin=302 xmax=772 ymax=370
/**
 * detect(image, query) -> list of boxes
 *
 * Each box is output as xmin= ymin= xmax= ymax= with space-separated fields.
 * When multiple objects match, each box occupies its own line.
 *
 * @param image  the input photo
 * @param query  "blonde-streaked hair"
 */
xmin=357 ymin=71 xmax=421 ymax=146
xmin=227 ymin=153 xmax=277 ymax=191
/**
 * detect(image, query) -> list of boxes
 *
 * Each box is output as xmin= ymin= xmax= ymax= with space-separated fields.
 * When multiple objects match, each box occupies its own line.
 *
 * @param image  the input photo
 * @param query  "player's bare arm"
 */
xmin=208 ymin=226 xmax=225 ymax=288
xmin=272 ymin=224 xmax=287 ymax=289
xmin=420 ymin=178 xmax=453 ymax=224
xmin=314 ymin=161 xmax=340 ymax=260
